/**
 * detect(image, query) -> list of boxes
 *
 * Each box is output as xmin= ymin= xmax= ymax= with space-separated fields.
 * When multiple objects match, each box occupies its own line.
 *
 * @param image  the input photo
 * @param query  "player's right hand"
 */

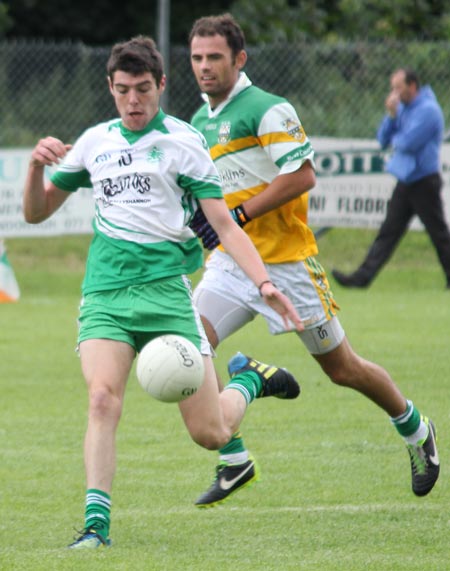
xmin=260 ymin=281 xmax=304 ymax=332
xmin=30 ymin=136 xmax=72 ymax=167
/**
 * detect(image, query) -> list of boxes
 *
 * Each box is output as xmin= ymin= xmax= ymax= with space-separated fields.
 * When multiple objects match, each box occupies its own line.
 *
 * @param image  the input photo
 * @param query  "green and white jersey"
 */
xmin=51 ymin=109 xmax=223 ymax=294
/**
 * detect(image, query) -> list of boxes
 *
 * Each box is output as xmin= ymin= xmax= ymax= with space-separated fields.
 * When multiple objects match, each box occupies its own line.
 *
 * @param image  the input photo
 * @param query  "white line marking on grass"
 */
xmin=161 ymin=502 xmax=444 ymax=516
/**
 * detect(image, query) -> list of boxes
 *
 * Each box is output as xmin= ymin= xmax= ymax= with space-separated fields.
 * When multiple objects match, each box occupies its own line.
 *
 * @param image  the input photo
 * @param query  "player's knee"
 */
xmin=327 ymin=367 xmax=352 ymax=387
xmin=323 ymin=357 xmax=364 ymax=388
xmin=189 ymin=426 xmax=230 ymax=450
xmin=88 ymin=387 xmax=123 ymax=422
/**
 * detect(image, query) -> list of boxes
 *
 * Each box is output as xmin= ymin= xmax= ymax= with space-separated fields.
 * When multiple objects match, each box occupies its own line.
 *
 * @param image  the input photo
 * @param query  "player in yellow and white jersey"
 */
xmin=189 ymin=13 xmax=439 ymax=507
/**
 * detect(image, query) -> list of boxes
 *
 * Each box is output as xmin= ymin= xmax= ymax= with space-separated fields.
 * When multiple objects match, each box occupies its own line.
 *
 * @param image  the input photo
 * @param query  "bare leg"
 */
xmin=179 ymin=355 xmax=247 ymax=449
xmin=79 ymin=339 xmax=135 ymax=493
xmin=313 ymin=336 xmax=406 ymax=417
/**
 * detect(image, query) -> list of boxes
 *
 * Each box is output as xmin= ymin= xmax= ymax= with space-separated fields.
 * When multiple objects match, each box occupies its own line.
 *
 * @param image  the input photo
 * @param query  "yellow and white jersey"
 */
xmin=192 ymin=73 xmax=318 ymax=263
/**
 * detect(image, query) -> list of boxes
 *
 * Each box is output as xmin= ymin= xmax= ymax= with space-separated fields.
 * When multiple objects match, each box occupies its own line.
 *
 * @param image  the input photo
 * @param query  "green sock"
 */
xmin=224 ymin=371 xmax=262 ymax=404
xmin=391 ymin=400 xmax=421 ymax=437
xmin=219 ymin=431 xmax=246 ymax=456
xmin=85 ymin=489 xmax=111 ymax=539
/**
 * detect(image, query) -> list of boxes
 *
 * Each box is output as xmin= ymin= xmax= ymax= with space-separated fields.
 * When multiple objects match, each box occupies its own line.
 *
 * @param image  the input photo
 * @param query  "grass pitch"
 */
xmin=0 ymin=229 xmax=448 ymax=570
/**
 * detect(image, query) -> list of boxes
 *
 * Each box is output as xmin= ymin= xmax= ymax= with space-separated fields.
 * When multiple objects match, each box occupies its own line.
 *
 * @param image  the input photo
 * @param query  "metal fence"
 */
xmin=2 ymin=39 xmax=450 ymax=146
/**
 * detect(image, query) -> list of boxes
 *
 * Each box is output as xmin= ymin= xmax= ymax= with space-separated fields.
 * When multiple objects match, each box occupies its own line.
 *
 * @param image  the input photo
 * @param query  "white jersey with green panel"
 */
xmin=191 ymin=73 xmax=318 ymax=264
xmin=51 ymin=109 xmax=223 ymax=295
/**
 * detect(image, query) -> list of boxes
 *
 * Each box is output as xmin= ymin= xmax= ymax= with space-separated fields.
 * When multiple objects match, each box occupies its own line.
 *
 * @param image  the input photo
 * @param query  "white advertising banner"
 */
xmin=0 ymin=149 xmax=94 ymax=238
xmin=1 ymin=141 xmax=450 ymax=237
xmin=309 ymin=137 xmax=450 ymax=230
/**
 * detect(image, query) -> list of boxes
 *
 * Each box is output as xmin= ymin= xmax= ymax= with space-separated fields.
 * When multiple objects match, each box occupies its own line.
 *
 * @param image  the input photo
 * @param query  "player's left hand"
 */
xmin=260 ymin=281 xmax=304 ymax=332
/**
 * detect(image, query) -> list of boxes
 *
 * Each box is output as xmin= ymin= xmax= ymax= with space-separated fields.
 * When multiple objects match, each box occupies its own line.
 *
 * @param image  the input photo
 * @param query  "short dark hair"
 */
xmin=189 ymin=13 xmax=245 ymax=59
xmin=398 ymin=67 xmax=420 ymax=88
xmin=107 ymin=36 xmax=164 ymax=86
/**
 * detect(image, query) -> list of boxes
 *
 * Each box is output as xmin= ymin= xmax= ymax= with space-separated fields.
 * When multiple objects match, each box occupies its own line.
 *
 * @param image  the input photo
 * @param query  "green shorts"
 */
xmin=77 ymin=275 xmax=210 ymax=354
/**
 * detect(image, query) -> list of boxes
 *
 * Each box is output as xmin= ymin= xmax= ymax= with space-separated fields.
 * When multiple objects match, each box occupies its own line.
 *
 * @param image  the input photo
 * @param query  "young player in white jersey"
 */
xmin=22 ymin=35 xmax=304 ymax=549
xmin=188 ymin=14 xmax=439 ymax=507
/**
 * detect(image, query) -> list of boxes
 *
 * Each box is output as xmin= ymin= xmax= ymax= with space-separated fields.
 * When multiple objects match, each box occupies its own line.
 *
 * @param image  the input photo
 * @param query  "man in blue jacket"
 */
xmin=333 ymin=68 xmax=450 ymax=288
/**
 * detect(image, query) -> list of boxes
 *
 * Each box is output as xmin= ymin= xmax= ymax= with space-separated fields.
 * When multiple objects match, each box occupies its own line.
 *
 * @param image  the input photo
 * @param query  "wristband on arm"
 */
xmin=230 ymin=204 xmax=252 ymax=228
xmin=258 ymin=280 xmax=275 ymax=296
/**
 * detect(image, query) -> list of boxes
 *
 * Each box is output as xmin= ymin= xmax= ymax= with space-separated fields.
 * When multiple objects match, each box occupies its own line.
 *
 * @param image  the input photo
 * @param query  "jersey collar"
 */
xmin=114 ymin=108 xmax=168 ymax=144
xmin=202 ymin=72 xmax=252 ymax=118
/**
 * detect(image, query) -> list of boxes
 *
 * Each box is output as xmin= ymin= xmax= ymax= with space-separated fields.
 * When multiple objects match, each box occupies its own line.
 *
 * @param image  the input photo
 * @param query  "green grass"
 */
xmin=0 ymin=229 xmax=448 ymax=570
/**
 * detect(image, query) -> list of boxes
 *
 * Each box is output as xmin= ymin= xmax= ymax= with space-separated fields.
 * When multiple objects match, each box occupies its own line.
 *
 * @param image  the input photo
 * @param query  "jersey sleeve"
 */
xmin=50 ymin=133 xmax=92 ymax=192
xmin=176 ymin=129 xmax=223 ymax=199
xmin=258 ymin=101 xmax=315 ymax=175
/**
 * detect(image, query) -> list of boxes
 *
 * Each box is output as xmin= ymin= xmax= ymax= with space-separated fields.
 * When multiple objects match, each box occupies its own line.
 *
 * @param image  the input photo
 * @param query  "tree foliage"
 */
xmin=3 ymin=0 xmax=233 ymax=44
xmin=231 ymin=0 xmax=450 ymax=43
xmin=3 ymin=0 xmax=450 ymax=44
xmin=5 ymin=0 xmax=159 ymax=44
xmin=0 ymin=1 xmax=13 ymax=37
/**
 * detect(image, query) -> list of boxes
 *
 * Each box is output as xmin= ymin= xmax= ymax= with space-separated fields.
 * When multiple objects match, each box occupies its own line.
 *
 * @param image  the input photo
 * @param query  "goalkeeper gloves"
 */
xmin=189 ymin=204 xmax=251 ymax=250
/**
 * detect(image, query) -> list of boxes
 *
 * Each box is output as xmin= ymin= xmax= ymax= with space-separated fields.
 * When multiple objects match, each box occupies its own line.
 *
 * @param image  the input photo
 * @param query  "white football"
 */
xmin=136 ymin=335 xmax=204 ymax=403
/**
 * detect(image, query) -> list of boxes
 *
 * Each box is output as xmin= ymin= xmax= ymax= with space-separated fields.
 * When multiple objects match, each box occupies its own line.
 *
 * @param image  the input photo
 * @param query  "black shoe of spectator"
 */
xmin=331 ymin=269 xmax=371 ymax=288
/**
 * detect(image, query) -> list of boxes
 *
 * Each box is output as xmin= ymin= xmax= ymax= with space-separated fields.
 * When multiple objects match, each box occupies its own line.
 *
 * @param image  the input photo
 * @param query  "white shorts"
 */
xmin=194 ymin=250 xmax=345 ymax=355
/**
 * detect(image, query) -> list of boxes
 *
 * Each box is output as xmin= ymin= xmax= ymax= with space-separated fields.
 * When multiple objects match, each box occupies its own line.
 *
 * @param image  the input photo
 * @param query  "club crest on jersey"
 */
xmin=218 ymin=121 xmax=231 ymax=145
xmin=282 ymin=118 xmax=306 ymax=142
xmin=147 ymin=146 xmax=164 ymax=163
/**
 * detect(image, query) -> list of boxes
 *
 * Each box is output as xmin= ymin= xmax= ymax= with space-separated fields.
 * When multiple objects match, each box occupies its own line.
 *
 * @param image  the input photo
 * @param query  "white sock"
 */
xmin=403 ymin=418 xmax=429 ymax=445
xmin=219 ymin=451 xmax=249 ymax=465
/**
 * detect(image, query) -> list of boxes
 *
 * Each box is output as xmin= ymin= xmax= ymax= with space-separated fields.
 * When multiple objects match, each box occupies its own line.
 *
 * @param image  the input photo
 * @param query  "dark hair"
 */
xmin=399 ymin=67 xmax=420 ymax=88
xmin=107 ymin=36 xmax=164 ymax=86
xmin=189 ymin=13 xmax=245 ymax=59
